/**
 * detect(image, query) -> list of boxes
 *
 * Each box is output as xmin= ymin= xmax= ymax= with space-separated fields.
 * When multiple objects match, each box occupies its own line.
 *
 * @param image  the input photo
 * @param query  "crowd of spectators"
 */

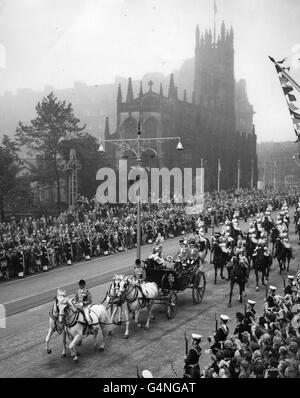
xmin=200 ymin=278 xmax=300 ymax=378
xmin=0 ymin=189 xmax=298 ymax=281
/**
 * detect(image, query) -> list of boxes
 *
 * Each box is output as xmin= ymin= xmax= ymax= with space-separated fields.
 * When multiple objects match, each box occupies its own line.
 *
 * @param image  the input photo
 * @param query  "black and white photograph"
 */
xmin=1 ymin=0 xmax=300 ymax=382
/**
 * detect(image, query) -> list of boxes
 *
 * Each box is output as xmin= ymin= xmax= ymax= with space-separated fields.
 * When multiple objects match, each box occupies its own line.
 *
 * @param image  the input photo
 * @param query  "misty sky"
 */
xmin=1 ymin=0 xmax=300 ymax=142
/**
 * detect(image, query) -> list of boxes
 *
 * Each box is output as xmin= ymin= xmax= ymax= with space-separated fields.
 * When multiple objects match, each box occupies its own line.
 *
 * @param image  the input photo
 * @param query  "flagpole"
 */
xmin=269 ymin=57 xmax=300 ymax=92
xmin=217 ymin=158 xmax=220 ymax=193
xmin=237 ymin=159 xmax=240 ymax=190
xmin=273 ymin=161 xmax=276 ymax=190
xmin=251 ymin=158 xmax=254 ymax=189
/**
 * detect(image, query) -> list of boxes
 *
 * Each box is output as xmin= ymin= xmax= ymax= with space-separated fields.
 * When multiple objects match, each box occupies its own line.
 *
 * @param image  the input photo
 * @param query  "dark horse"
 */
xmin=252 ymin=246 xmax=272 ymax=291
xmin=274 ymin=239 xmax=293 ymax=274
xmin=227 ymin=255 xmax=249 ymax=307
xmin=211 ymin=242 xmax=227 ymax=284
xmin=270 ymin=228 xmax=280 ymax=256
xmin=245 ymin=234 xmax=256 ymax=272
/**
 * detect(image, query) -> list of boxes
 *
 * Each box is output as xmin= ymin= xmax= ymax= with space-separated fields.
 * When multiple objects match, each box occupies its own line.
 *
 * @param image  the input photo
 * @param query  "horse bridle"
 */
xmin=117 ymin=279 xmax=141 ymax=304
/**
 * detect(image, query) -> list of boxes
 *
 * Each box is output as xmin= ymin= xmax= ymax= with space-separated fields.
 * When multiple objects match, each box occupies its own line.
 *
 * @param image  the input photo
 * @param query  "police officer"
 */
xmin=209 ymin=314 xmax=230 ymax=354
xmin=184 ymin=333 xmax=202 ymax=378
xmin=74 ymin=279 xmax=93 ymax=325
xmin=244 ymin=300 xmax=256 ymax=333
xmin=264 ymin=286 xmax=278 ymax=315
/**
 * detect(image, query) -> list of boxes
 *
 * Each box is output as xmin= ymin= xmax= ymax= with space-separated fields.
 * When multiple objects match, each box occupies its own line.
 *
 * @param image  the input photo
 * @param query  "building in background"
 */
xmin=257 ymin=141 xmax=300 ymax=189
xmin=105 ymin=22 xmax=257 ymax=194
xmin=0 ymin=22 xmax=257 ymax=194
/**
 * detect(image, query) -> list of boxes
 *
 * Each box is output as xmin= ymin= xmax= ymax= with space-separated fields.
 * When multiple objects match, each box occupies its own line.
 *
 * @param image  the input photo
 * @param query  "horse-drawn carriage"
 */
xmin=143 ymin=255 xmax=206 ymax=319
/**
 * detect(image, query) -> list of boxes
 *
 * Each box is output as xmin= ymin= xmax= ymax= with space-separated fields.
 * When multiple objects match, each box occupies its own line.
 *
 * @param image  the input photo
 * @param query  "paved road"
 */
xmin=0 ymin=208 xmax=299 ymax=378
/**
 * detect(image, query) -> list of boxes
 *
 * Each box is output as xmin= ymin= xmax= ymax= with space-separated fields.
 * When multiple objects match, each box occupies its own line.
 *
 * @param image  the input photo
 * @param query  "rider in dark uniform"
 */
xmin=209 ymin=314 xmax=230 ymax=354
xmin=244 ymin=299 xmax=256 ymax=333
xmin=183 ymin=333 xmax=202 ymax=378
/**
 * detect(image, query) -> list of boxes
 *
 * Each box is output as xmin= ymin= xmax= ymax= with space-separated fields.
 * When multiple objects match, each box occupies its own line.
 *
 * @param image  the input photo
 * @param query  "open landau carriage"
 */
xmin=143 ymin=254 xmax=206 ymax=319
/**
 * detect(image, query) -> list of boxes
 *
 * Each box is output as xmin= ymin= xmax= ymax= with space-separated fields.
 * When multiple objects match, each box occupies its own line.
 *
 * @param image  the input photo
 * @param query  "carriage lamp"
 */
xmin=98 ymin=143 xmax=104 ymax=154
xmin=176 ymin=140 xmax=184 ymax=151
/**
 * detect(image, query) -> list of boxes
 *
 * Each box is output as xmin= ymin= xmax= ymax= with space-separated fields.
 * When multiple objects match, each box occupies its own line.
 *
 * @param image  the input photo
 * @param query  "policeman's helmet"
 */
xmin=135 ymin=259 xmax=141 ymax=266
xmin=79 ymin=279 xmax=86 ymax=287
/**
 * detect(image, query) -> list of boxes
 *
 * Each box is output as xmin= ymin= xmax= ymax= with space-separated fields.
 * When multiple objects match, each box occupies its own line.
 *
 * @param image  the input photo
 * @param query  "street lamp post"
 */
xmin=237 ymin=159 xmax=240 ymax=190
xmin=98 ymin=121 xmax=183 ymax=260
xmin=251 ymin=158 xmax=254 ymax=189
xmin=273 ymin=161 xmax=277 ymax=190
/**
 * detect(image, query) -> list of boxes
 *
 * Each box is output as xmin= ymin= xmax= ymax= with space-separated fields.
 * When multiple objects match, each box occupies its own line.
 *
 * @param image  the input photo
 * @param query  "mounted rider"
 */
xmin=74 ymin=279 xmax=93 ymax=326
xmin=252 ymin=239 xmax=270 ymax=259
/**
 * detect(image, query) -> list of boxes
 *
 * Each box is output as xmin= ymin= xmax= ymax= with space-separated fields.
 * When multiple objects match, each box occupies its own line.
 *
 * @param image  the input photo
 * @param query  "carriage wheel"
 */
xmin=192 ymin=271 xmax=206 ymax=304
xmin=166 ymin=292 xmax=177 ymax=319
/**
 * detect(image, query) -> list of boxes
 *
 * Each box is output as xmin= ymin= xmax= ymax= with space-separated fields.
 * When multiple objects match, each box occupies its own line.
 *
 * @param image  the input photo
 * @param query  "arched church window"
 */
xmin=144 ymin=116 xmax=158 ymax=137
xmin=121 ymin=116 xmax=138 ymax=138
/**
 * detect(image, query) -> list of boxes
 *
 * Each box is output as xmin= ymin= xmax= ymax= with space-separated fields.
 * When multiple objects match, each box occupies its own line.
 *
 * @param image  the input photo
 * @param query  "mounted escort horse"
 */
xmin=245 ymin=232 xmax=257 ymax=272
xmin=113 ymin=274 xmax=158 ymax=338
xmin=252 ymin=242 xmax=272 ymax=291
xmin=226 ymin=251 xmax=249 ymax=307
xmin=274 ymin=234 xmax=293 ymax=274
xmin=55 ymin=290 xmax=112 ymax=362
xmin=270 ymin=227 xmax=280 ymax=257
xmin=211 ymin=235 xmax=229 ymax=284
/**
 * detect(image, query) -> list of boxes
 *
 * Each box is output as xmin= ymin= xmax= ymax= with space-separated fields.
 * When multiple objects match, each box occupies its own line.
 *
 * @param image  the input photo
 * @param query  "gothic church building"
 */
xmin=104 ymin=22 xmax=257 ymax=194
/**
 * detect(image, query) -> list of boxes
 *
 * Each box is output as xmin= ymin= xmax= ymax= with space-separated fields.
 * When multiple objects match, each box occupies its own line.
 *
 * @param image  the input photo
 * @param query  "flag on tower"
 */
xmin=218 ymin=159 xmax=221 ymax=172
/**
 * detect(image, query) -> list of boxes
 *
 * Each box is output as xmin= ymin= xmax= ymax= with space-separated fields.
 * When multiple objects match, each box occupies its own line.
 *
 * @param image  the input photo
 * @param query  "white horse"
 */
xmin=114 ymin=275 xmax=158 ymax=339
xmin=102 ymin=275 xmax=124 ymax=326
xmin=56 ymin=292 xmax=112 ymax=362
xmin=45 ymin=290 xmax=67 ymax=357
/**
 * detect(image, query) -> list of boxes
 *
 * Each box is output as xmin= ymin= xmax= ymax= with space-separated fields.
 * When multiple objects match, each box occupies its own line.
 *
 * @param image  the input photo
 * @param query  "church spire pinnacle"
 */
xmin=139 ymin=81 xmax=143 ymax=96
xmin=126 ymin=77 xmax=134 ymax=102
xmin=168 ymin=73 xmax=175 ymax=98
xmin=117 ymin=83 xmax=122 ymax=103
xmin=104 ymin=116 xmax=110 ymax=137
xmin=195 ymin=24 xmax=200 ymax=49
